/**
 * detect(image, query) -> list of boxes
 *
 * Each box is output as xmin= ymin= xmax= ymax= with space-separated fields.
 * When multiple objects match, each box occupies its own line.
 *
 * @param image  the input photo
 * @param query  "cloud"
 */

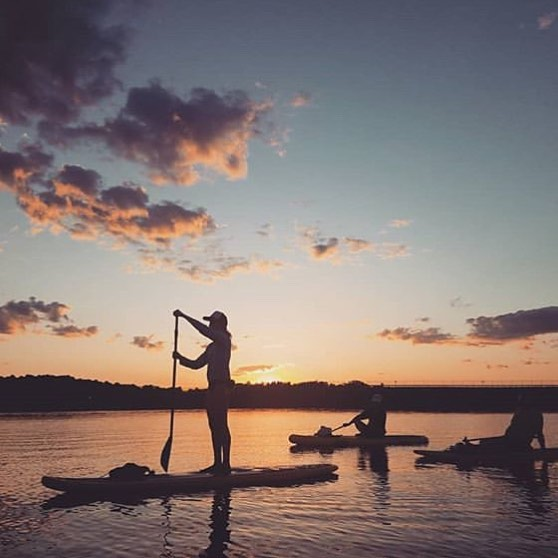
xmin=299 ymin=226 xmax=409 ymax=263
xmin=178 ymin=255 xmax=284 ymax=283
xmin=311 ymin=237 xmax=340 ymax=260
xmin=377 ymin=327 xmax=455 ymax=345
xmin=50 ymin=325 xmax=98 ymax=338
xmin=537 ymin=12 xmax=558 ymax=30
xmin=344 ymin=237 xmax=374 ymax=253
xmin=376 ymin=243 xmax=409 ymax=259
xmin=131 ymin=335 xmax=165 ymax=351
xmin=41 ymin=82 xmax=274 ymax=185
xmin=233 ymin=364 xmax=276 ymax=376
xmin=466 ymin=307 xmax=558 ymax=341
xmin=0 ymin=0 xmax=129 ymax=125
xmin=389 ymin=219 xmax=411 ymax=229
xmin=0 ymin=296 xmax=96 ymax=336
xmin=378 ymin=306 xmax=558 ymax=347
xmin=256 ymin=223 xmax=273 ymax=237
xmin=134 ymin=247 xmax=284 ymax=283
xmin=8 ymin=159 xmax=215 ymax=246
xmin=290 ymin=92 xmax=312 ymax=108
xmin=450 ymin=296 xmax=472 ymax=308
xmin=0 ymin=144 xmax=53 ymax=192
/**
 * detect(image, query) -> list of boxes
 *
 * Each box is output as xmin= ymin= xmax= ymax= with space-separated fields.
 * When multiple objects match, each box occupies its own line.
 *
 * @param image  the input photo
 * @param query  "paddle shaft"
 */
xmin=331 ymin=423 xmax=350 ymax=433
xmin=462 ymin=436 xmax=503 ymax=443
xmin=160 ymin=315 xmax=179 ymax=472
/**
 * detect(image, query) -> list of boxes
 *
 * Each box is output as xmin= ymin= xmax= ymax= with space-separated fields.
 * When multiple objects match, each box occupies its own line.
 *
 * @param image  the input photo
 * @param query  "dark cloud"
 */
xmin=0 ymin=297 xmax=95 ymax=336
xmin=378 ymin=306 xmax=558 ymax=347
xmin=312 ymin=237 xmax=339 ymax=259
xmin=41 ymin=82 xmax=274 ymax=185
xmin=467 ymin=306 xmax=558 ymax=340
xmin=377 ymin=327 xmax=455 ymax=344
xmin=0 ymin=0 xmax=128 ymax=125
xmin=50 ymin=325 xmax=98 ymax=338
xmin=131 ymin=335 xmax=164 ymax=351
xmin=0 ymin=145 xmax=53 ymax=191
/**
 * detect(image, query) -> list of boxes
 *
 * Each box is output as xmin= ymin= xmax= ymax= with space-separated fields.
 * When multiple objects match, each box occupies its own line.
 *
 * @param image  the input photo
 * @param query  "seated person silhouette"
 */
xmin=344 ymin=393 xmax=386 ymax=438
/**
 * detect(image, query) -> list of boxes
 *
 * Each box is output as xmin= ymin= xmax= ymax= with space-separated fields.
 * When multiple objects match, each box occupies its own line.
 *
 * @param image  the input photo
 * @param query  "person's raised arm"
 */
xmin=173 ymin=309 xmax=228 ymax=343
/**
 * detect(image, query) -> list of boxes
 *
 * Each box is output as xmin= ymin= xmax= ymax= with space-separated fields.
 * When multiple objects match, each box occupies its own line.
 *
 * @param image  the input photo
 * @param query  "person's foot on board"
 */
xmin=217 ymin=464 xmax=231 ymax=476
xmin=199 ymin=464 xmax=220 ymax=474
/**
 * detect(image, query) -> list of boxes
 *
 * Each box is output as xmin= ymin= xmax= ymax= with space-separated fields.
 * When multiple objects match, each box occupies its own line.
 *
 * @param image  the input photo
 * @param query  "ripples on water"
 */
xmin=0 ymin=410 xmax=556 ymax=557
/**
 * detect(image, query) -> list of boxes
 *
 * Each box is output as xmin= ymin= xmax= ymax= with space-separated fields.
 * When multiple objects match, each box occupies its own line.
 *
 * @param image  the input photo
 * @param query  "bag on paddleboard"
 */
xmin=314 ymin=426 xmax=333 ymax=437
xmin=108 ymin=462 xmax=154 ymax=481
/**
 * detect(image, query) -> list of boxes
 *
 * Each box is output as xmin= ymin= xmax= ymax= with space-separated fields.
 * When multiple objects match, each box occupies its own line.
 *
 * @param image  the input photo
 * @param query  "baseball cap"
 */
xmin=203 ymin=310 xmax=228 ymax=326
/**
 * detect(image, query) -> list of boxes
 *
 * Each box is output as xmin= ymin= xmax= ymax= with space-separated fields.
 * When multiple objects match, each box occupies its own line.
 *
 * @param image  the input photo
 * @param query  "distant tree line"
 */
xmin=0 ymin=375 xmax=557 ymax=413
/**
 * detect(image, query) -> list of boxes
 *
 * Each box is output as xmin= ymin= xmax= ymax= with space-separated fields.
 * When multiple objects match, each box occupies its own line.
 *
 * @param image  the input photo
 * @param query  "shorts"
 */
xmin=205 ymin=383 xmax=231 ymax=414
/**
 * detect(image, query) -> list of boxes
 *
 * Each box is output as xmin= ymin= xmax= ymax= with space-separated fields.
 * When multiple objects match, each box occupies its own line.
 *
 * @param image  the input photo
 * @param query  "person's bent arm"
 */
xmin=173 ymin=350 xmax=207 ymax=370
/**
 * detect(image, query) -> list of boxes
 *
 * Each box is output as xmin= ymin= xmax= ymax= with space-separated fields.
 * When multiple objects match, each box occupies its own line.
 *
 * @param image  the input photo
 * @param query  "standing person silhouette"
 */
xmin=172 ymin=309 xmax=233 ymax=475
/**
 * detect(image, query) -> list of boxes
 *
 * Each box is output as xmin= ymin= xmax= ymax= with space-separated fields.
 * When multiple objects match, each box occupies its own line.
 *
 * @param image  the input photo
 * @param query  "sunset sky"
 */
xmin=1 ymin=0 xmax=557 ymax=390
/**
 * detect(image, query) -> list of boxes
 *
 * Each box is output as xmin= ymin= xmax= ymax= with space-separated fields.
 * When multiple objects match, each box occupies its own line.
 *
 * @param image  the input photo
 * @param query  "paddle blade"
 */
xmin=160 ymin=436 xmax=172 ymax=472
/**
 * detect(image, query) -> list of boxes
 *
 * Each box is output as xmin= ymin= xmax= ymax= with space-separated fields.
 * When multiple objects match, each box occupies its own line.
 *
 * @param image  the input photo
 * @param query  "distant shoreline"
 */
xmin=1 ymin=375 xmax=557 ymax=413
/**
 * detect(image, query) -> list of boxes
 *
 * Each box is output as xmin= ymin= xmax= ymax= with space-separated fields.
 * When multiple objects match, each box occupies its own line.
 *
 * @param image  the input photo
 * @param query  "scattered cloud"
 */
xmin=256 ymin=223 xmax=273 ymax=237
xmin=344 ymin=237 xmax=374 ymax=253
xmin=450 ymin=296 xmax=472 ymax=308
xmin=50 ymin=325 xmax=98 ymax=338
xmin=1 ymin=152 xmax=216 ymax=247
xmin=0 ymin=296 xmax=96 ymax=337
xmin=311 ymin=237 xmax=340 ymax=260
xmin=389 ymin=219 xmax=411 ymax=229
xmin=233 ymin=363 xmax=276 ymax=376
xmin=485 ymin=363 xmax=510 ymax=370
xmin=376 ymin=243 xmax=409 ymax=260
xmin=537 ymin=12 xmax=558 ymax=30
xmin=290 ymin=92 xmax=312 ymax=108
xmin=131 ymin=335 xmax=165 ymax=351
xmin=299 ymin=226 xmax=409 ymax=263
xmin=377 ymin=327 xmax=455 ymax=345
xmin=377 ymin=306 xmax=558 ymax=347
xmin=137 ymin=249 xmax=284 ymax=283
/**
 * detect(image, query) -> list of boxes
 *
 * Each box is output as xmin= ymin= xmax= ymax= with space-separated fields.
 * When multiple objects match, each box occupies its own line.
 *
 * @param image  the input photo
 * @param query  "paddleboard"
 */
xmin=414 ymin=447 xmax=558 ymax=465
xmin=288 ymin=434 xmax=429 ymax=448
xmin=42 ymin=463 xmax=338 ymax=495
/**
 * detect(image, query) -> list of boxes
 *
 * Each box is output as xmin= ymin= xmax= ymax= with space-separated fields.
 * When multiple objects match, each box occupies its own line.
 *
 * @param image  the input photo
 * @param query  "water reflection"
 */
xmin=199 ymin=490 xmax=232 ymax=558
xmin=357 ymin=447 xmax=389 ymax=476
xmin=42 ymin=492 xmax=148 ymax=510
xmin=357 ymin=448 xmax=391 ymax=524
xmin=415 ymin=458 xmax=554 ymax=523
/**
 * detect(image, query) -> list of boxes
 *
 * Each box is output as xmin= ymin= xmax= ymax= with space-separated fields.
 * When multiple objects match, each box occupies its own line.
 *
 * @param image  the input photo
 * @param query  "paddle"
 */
xmin=461 ymin=436 xmax=502 ymax=443
xmin=332 ymin=423 xmax=351 ymax=433
xmin=160 ymin=314 xmax=179 ymax=472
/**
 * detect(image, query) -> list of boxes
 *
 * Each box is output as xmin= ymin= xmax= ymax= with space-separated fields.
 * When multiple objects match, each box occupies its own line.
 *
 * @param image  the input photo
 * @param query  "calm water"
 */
xmin=1 ymin=410 xmax=556 ymax=557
